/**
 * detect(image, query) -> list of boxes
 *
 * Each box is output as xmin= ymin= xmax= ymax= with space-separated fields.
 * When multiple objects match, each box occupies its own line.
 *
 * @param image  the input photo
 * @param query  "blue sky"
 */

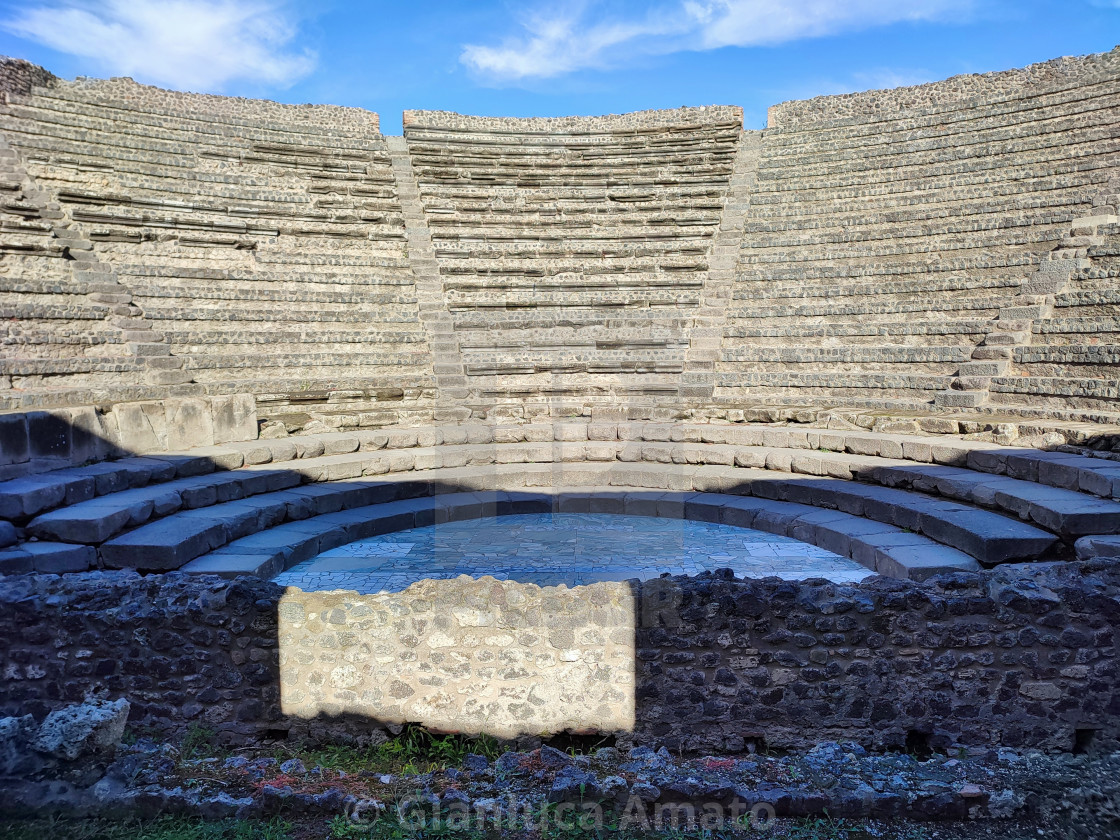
xmin=0 ymin=1 xmax=1117 ymax=134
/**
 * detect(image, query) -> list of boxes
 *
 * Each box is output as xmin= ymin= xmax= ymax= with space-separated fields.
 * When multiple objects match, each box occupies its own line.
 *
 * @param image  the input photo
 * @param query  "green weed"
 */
xmin=0 ymin=816 xmax=291 ymax=840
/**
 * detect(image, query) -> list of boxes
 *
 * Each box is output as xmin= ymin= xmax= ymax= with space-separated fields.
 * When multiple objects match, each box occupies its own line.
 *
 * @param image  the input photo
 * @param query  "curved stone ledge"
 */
xmin=180 ymin=487 xmax=979 ymax=582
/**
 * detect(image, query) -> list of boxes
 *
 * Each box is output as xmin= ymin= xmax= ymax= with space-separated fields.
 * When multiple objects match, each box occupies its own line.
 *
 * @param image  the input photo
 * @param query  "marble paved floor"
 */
xmin=272 ymin=513 xmax=873 ymax=593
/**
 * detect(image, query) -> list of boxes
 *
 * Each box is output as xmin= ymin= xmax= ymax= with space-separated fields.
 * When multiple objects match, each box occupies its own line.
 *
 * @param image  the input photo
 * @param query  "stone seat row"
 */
xmin=719 ymin=346 xmax=973 ymax=366
xmin=4 ymin=422 xmax=1119 ymax=546
xmin=733 ymin=253 xmax=1037 ymax=283
xmin=55 ymin=186 xmax=402 ymax=226
xmin=763 ymin=116 xmax=1120 ymax=181
xmin=748 ymin=184 xmax=1102 ymax=227
xmin=403 ymin=121 xmax=742 ymax=139
xmin=756 ymin=114 xmax=1119 ymax=178
xmin=18 ymin=435 xmax=1120 ymax=549
xmin=1 ymin=123 xmax=400 ymax=193
xmin=402 ymin=123 xmax=741 ymax=144
xmin=724 ymin=321 xmax=991 ymax=341
xmin=423 ymin=211 xmax=723 ymax=229
xmin=741 ymin=273 xmax=1023 ymax=302
xmin=762 ymin=74 xmax=1120 ymax=150
xmin=1 ymin=131 xmax=391 ymax=188
xmin=12 ymin=85 xmax=384 ymax=141
xmin=409 ymin=163 xmax=736 ymax=182
xmin=438 ymin=257 xmax=707 ymax=275
xmin=1 ymin=108 xmax=392 ymax=173
xmin=428 ymin=199 xmax=724 ymax=213
xmin=160 ymin=327 xmax=425 ymax=348
xmin=430 ymin=227 xmax=715 ymax=245
xmin=8 ymin=420 xmax=1119 ymax=516
xmin=124 ymin=278 xmax=420 ymax=306
xmin=407 ymin=145 xmax=736 ymax=163
xmin=444 ymin=273 xmax=706 ymax=292
xmin=748 ymin=153 xmax=1113 ymax=203
xmin=743 ymin=190 xmax=1093 ymax=230
xmin=181 ymin=485 xmax=980 ymax=583
xmin=135 ymin=303 xmax=421 ymax=326
xmin=435 ymin=244 xmax=708 ymax=262
xmin=752 ymin=129 xmax=1120 ymax=183
xmin=59 ymin=209 xmax=407 ymax=245
xmin=12 ymin=454 xmax=1052 ymax=575
xmin=724 ymin=294 xmax=1003 ymax=321
xmin=737 ymin=226 xmax=1064 ymax=264
xmin=427 ymin=213 xmax=720 ymax=230
xmin=419 ymin=183 xmax=727 ymax=202
xmin=740 ymin=214 xmax=1074 ymax=249
xmin=763 ymin=64 xmax=1120 ymax=134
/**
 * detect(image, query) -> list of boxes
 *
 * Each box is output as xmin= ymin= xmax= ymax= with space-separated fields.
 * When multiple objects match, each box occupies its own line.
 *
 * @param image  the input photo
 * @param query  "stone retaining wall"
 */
xmin=2 ymin=561 xmax=1116 ymax=753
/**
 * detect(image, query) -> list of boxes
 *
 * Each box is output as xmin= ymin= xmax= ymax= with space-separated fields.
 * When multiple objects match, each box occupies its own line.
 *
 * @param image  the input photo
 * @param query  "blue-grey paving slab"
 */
xmin=272 ymin=513 xmax=872 ymax=593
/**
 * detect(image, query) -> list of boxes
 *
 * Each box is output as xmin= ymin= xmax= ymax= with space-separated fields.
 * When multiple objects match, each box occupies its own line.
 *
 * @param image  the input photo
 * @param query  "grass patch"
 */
xmin=0 ymin=816 xmax=291 ymax=840
xmin=290 ymin=725 xmax=504 ymax=775
xmin=180 ymin=725 xmax=225 ymax=761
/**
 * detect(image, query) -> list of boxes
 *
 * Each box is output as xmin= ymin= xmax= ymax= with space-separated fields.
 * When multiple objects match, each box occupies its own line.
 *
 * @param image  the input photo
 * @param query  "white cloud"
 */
xmin=2 ymin=0 xmax=316 ymax=91
xmin=460 ymin=2 xmax=690 ymax=80
xmin=461 ymin=0 xmax=972 ymax=81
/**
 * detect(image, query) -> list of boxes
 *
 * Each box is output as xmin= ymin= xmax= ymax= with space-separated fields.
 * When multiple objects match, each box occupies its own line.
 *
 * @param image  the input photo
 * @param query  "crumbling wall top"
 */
xmin=403 ymin=105 xmax=744 ymax=133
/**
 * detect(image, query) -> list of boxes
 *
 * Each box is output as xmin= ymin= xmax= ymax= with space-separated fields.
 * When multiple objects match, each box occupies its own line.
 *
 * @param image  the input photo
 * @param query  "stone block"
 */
xmin=212 ymin=394 xmax=258 ymax=444
xmin=33 ymin=698 xmax=130 ymax=761
xmin=23 ymin=542 xmax=95 ymax=573
xmin=26 ymin=410 xmax=71 ymax=463
xmin=0 ymin=413 xmax=29 ymax=467
xmin=181 ymin=553 xmax=282 ymax=579
xmin=0 ymin=549 xmax=33 ymax=574
xmin=113 ymin=401 xmax=167 ymax=454
xmin=100 ymin=517 xmax=228 ymax=570
xmin=1075 ymin=534 xmax=1120 ymax=560
xmin=67 ymin=406 xmax=111 ymax=464
xmin=166 ymin=398 xmax=215 ymax=451
xmin=875 ymin=544 xmax=982 ymax=581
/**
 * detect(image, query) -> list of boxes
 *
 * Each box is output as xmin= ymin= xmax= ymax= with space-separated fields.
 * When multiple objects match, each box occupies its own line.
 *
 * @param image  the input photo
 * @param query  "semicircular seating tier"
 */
xmin=0 ymin=66 xmax=436 ymax=407
xmin=715 ymin=48 xmax=1120 ymax=418
xmin=4 ymin=410 xmax=1120 ymax=584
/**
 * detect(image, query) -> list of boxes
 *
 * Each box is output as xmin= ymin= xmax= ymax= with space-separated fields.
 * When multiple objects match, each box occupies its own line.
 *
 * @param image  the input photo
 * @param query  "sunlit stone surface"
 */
xmin=277 ymin=576 xmax=638 ymax=737
xmin=272 ymin=513 xmax=872 ymax=593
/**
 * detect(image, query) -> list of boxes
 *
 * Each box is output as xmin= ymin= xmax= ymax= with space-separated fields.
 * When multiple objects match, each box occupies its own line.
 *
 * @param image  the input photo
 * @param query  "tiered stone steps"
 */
xmin=717 ymin=64 xmax=1120 ymax=409
xmin=993 ymin=215 xmax=1120 ymax=412
xmin=0 ymin=78 xmax=435 ymax=396
xmin=6 ymin=421 xmax=1120 ymax=579
xmin=404 ymin=109 xmax=742 ymax=402
xmin=0 ymin=139 xmax=148 ymax=393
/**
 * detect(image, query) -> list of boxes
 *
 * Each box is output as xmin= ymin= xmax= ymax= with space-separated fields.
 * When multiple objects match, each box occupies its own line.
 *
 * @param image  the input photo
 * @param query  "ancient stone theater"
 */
xmin=2 ymin=48 xmax=1120 ymax=758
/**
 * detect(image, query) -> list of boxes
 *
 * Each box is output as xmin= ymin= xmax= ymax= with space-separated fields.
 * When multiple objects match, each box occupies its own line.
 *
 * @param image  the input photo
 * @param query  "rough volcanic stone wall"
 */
xmin=767 ymin=47 xmax=1120 ymax=127
xmin=2 ymin=562 xmax=1117 ymax=753
xmin=0 ymin=57 xmax=58 ymax=97
xmin=64 ymin=75 xmax=379 ymax=132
